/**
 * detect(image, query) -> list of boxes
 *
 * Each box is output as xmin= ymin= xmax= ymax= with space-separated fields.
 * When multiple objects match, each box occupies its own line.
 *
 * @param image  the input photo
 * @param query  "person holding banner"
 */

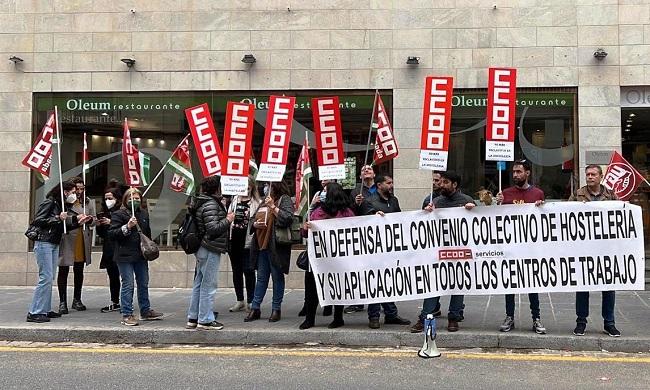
xmin=57 ymin=177 xmax=95 ymax=314
xmin=96 ymin=187 xmax=122 ymax=313
xmin=364 ymin=175 xmax=412 ymax=329
xmin=27 ymin=181 xmax=89 ymax=323
xmin=108 ymin=188 xmax=163 ymax=326
xmin=413 ymin=171 xmax=475 ymax=333
xmin=245 ymin=181 xmax=295 ymax=323
xmin=496 ymin=159 xmax=547 ymax=335
xmin=569 ymin=164 xmax=621 ymax=337
xmin=226 ymin=176 xmax=260 ymax=313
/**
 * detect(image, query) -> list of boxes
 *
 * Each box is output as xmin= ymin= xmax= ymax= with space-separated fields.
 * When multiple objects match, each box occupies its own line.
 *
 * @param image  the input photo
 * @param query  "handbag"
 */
xmin=296 ymin=250 xmax=309 ymax=271
xmin=137 ymin=226 xmax=159 ymax=261
xmin=24 ymin=224 xmax=39 ymax=241
xmin=276 ymin=214 xmax=302 ymax=245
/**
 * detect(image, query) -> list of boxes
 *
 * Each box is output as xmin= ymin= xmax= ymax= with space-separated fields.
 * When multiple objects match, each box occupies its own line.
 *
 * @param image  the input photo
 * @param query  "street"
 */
xmin=1 ymin=343 xmax=649 ymax=389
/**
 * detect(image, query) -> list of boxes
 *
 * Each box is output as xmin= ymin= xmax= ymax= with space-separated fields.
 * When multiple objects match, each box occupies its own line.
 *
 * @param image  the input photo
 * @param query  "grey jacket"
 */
xmin=59 ymin=197 xmax=96 ymax=266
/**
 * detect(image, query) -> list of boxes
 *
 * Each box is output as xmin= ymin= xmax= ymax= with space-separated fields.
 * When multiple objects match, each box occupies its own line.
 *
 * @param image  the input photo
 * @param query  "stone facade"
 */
xmin=0 ymin=0 xmax=646 ymax=286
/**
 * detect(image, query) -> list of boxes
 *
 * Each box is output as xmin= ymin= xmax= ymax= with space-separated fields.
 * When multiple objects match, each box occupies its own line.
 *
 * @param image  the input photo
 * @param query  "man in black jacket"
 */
xmin=185 ymin=176 xmax=234 ymax=330
xmin=364 ymin=175 xmax=411 ymax=329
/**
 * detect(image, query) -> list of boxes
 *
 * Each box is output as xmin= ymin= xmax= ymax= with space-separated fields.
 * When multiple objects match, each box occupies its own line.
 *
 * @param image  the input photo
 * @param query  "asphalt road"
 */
xmin=1 ymin=344 xmax=649 ymax=390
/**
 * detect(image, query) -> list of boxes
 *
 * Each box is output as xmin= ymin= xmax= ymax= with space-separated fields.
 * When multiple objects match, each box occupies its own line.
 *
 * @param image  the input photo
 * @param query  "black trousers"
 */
xmin=106 ymin=261 xmax=121 ymax=304
xmin=229 ymin=234 xmax=256 ymax=303
xmin=57 ymin=262 xmax=84 ymax=302
xmin=304 ymin=270 xmax=342 ymax=324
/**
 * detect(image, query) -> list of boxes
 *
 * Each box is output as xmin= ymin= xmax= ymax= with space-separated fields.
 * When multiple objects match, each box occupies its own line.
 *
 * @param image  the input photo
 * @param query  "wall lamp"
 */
xmin=121 ymin=58 xmax=136 ymax=68
xmin=593 ymin=48 xmax=608 ymax=60
xmin=9 ymin=56 xmax=24 ymax=63
xmin=406 ymin=56 xmax=420 ymax=65
xmin=241 ymin=54 xmax=256 ymax=64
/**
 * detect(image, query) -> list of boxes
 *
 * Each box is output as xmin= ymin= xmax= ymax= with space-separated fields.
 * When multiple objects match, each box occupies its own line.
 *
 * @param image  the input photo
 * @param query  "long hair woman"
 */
xmin=27 ymin=180 xmax=89 ymax=323
xmin=244 ymin=180 xmax=295 ymax=323
xmin=227 ymin=175 xmax=261 ymax=312
xmin=107 ymin=188 xmax=163 ymax=326
xmin=299 ymin=182 xmax=355 ymax=330
xmin=96 ymin=186 xmax=122 ymax=313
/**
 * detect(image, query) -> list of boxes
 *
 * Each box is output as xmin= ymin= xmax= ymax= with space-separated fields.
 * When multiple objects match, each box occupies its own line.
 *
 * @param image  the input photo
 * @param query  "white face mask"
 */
xmin=105 ymin=199 xmax=116 ymax=209
xmin=65 ymin=193 xmax=77 ymax=204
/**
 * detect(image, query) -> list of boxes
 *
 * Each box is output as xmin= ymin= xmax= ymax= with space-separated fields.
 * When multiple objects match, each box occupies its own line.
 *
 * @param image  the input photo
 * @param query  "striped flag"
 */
xmin=249 ymin=150 xmax=258 ymax=179
xmin=295 ymin=137 xmax=312 ymax=217
xmin=139 ymin=152 xmax=150 ymax=186
xmin=168 ymin=135 xmax=195 ymax=195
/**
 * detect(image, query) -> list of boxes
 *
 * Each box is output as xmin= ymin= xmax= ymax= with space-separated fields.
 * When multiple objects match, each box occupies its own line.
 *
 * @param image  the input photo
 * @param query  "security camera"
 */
xmin=130 ymin=9 xmax=136 ymax=13
xmin=593 ymin=48 xmax=608 ymax=60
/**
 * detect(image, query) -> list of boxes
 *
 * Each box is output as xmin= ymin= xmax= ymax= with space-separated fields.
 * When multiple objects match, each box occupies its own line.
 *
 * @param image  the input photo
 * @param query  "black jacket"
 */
xmin=350 ymin=183 xmax=378 ymax=216
xmin=192 ymin=194 xmax=230 ymax=254
xmin=96 ymin=209 xmax=118 ymax=269
xmin=31 ymin=197 xmax=79 ymax=244
xmin=249 ymin=195 xmax=295 ymax=274
xmin=107 ymin=208 xmax=151 ymax=263
xmin=365 ymin=193 xmax=401 ymax=215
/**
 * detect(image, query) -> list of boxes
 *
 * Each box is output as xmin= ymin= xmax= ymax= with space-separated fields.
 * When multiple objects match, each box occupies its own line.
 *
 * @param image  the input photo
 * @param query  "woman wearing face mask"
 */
xmin=244 ymin=180 xmax=295 ymax=323
xmin=27 ymin=180 xmax=89 ymax=323
xmin=96 ymin=187 xmax=122 ymax=313
xmin=57 ymin=177 xmax=96 ymax=314
xmin=107 ymin=188 xmax=163 ymax=326
xmin=227 ymin=176 xmax=261 ymax=312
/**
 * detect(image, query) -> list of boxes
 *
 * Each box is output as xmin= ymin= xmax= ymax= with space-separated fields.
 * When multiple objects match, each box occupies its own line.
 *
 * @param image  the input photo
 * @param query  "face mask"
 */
xmin=263 ymin=185 xmax=270 ymax=196
xmin=105 ymin=199 xmax=116 ymax=209
xmin=319 ymin=191 xmax=327 ymax=202
xmin=65 ymin=193 xmax=77 ymax=204
xmin=127 ymin=200 xmax=141 ymax=210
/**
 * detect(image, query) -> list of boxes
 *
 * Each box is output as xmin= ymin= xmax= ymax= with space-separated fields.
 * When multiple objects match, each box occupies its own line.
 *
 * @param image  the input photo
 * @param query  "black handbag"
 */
xmin=276 ymin=214 xmax=303 ymax=246
xmin=137 ymin=226 xmax=159 ymax=261
xmin=296 ymin=250 xmax=309 ymax=271
xmin=24 ymin=224 xmax=39 ymax=241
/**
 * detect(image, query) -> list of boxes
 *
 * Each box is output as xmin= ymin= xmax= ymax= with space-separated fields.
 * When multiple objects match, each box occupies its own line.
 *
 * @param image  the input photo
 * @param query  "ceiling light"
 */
xmin=241 ymin=54 xmax=256 ymax=64
xmin=629 ymin=113 xmax=636 ymax=117
xmin=9 ymin=55 xmax=24 ymax=63
xmin=121 ymin=58 xmax=136 ymax=68
xmin=593 ymin=48 xmax=608 ymax=60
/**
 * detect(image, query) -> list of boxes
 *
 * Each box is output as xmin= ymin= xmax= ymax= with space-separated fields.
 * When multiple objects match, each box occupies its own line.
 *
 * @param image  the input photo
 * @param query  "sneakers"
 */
xmin=186 ymin=318 xmax=198 ymax=329
xmin=71 ymin=299 xmax=87 ymax=311
xmin=100 ymin=303 xmax=120 ymax=313
xmin=197 ymin=321 xmax=224 ymax=330
xmin=604 ymin=324 xmax=621 ymax=337
xmin=344 ymin=305 xmax=364 ymax=314
xmin=229 ymin=301 xmax=247 ymax=312
xmin=532 ymin=318 xmax=546 ymax=334
xmin=384 ymin=315 xmax=411 ymax=325
xmin=410 ymin=319 xmax=424 ymax=333
xmin=573 ymin=322 xmax=586 ymax=336
xmin=141 ymin=309 xmax=163 ymax=321
xmin=26 ymin=313 xmax=50 ymax=323
xmin=121 ymin=315 xmax=139 ymax=326
xmin=369 ymin=318 xmax=380 ymax=329
xmin=500 ymin=316 xmax=515 ymax=332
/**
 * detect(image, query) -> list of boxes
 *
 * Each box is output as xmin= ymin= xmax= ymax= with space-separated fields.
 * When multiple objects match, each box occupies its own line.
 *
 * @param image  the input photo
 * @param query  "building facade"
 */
xmin=0 ymin=1 xmax=648 ymax=288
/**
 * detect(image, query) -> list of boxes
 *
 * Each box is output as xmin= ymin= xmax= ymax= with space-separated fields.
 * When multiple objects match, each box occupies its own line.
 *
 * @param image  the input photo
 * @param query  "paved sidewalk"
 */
xmin=1 ymin=287 xmax=649 ymax=352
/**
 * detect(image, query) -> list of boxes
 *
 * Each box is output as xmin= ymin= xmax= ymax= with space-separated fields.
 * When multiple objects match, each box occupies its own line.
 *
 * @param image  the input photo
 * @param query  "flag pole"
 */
xmin=54 ymin=106 xmax=67 ymax=234
xmin=82 ymin=132 xmax=86 ymax=231
xmin=130 ymin=186 xmax=135 ymax=216
xmin=363 ymin=90 xmax=379 ymax=167
xmin=142 ymin=134 xmax=189 ymax=198
xmin=305 ymin=130 xmax=310 ymax=222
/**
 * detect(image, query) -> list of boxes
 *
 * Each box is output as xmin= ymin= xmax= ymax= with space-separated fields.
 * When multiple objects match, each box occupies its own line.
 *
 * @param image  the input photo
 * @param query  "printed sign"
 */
xmin=485 ymin=68 xmax=517 ymax=161
xmin=185 ymin=103 xmax=223 ymax=177
xmin=312 ymin=96 xmax=345 ymax=180
xmin=419 ymin=76 xmax=454 ymax=171
xmin=221 ymin=101 xmax=255 ymax=195
xmin=257 ymin=96 xmax=296 ymax=182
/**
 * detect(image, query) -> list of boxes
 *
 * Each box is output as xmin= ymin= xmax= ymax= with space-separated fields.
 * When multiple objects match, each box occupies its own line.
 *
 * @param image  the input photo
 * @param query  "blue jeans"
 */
xmin=420 ymin=296 xmax=464 ymax=322
xmin=29 ymin=241 xmax=59 ymax=315
xmin=187 ymin=246 xmax=221 ymax=324
xmin=251 ymin=250 xmax=285 ymax=311
xmin=117 ymin=261 xmax=151 ymax=317
xmin=367 ymin=302 xmax=398 ymax=320
xmin=576 ymin=291 xmax=615 ymax=326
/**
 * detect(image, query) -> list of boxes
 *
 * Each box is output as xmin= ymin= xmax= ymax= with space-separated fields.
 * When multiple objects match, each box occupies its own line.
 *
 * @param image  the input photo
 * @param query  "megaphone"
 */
xmin=417 ymin=314 xmax=441 ymax=358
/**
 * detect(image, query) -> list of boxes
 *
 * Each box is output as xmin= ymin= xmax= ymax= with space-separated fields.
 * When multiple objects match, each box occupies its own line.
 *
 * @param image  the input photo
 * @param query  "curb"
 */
xmin=1 ymin=326 xmax=649 ymax=353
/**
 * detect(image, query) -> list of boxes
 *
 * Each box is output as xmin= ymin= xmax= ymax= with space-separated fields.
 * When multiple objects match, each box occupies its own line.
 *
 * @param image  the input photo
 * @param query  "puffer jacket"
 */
xmin=31 ymin=197 xmax=80 ymax=244
xmin=192 ymin=194 xmax=231 ymax=254
xmin=107 ymin=207 xmax=151 ymax=263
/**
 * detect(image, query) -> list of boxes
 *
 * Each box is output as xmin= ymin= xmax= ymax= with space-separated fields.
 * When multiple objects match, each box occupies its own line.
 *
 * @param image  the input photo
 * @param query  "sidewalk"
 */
xmin=1 ymin=287 xmax=649 ymax=353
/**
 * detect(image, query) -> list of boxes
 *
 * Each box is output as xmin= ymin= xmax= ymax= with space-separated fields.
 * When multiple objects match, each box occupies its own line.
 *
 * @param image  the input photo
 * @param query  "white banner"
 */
xmin=307 ymin=202 xmax=645 ymax=305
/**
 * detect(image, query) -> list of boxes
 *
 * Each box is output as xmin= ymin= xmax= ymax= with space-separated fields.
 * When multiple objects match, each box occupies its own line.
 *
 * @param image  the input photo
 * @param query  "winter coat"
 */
xmin=96 ymin=205 xmax=119 ymax=269
xmin=249 ymin=195 xmax=295 ymax=274
xmin=31 ymin=197 xmax=80 ymax=245
xmin=193 ymin=194 xmax=231 ymax=254
xmin=569 ymin=185 xmax=618 ymax=202
xmin=107 ymin=207 xmax=151 ymax=263
xmin=59 ymin=197 xmax=96 ymax=266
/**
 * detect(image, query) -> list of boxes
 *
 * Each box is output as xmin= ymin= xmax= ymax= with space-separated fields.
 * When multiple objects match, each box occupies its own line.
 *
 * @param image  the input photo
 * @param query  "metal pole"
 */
xmin=82 ymin=132 xmax=86 ymax=231
xmin=142 ymin=134 xmax=189 ymax=197
xmin=363 ymin=90 xmax=379 ymax=167
xmin=54 ymin=106 xmax=67 ymax=234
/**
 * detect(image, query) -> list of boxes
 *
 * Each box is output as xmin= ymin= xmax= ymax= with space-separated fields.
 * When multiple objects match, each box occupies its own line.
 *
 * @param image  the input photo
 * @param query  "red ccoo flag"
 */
xmin=602 ymin=151 xmax=648 ymax=201
xmin=372 ymin=92 xmax=398 ymax=165
xmin=22 ymin=113 xmax=55 ymax=180
xmin=122 ymin=118 xmax=142 ymax=186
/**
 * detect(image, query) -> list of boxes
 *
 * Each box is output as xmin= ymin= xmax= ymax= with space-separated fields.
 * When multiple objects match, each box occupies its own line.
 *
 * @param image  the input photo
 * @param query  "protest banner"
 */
xmin=256 ymin=95 xmax=296 ymax=182
xmin=485 ymin=67 xmax=517 ymax=161
xmin=419 ymin=76 xmax=453 ymax=171
xmin=307 ymin=202 xmax=645 ymax=305
xmin=221 ymin=101 xmax=255 ymax=195
xmin=312 ymin=96 xmax=345 ymax=180
xmin=185 ymin=103 xmax=223 ymax=177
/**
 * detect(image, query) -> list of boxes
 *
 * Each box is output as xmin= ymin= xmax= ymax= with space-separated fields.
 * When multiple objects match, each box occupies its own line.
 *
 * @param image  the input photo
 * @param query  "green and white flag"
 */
xmin=168 ymin=135 xmax=195 ymax=195
xmin=138 ymin=151 xmax=150 ymax=186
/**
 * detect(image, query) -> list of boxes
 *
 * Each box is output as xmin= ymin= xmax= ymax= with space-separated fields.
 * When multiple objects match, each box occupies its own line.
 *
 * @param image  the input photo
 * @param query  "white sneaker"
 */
xmin=229 ymin=301 xmax=246 ymax=312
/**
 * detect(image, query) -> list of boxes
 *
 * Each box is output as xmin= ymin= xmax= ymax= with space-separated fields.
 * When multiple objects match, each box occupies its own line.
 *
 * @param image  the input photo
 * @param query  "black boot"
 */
xmin=58 ymin=301 xmax=69 ymax=315
xmin=71 ymin=299 xmax=86 ymax=311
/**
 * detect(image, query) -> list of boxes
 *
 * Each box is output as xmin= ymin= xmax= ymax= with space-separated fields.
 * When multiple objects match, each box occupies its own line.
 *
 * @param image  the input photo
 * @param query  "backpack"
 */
xmin=177 ymin=209 xmax=203 ymax=255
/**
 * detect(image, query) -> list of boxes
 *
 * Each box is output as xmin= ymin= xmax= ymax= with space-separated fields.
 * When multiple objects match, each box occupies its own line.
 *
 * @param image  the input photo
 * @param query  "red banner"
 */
xmin=485 ymin=67 xmax=517 ymax=161
xmin=312 ymin=96 xmax=345 ymax=180
xmin=122 ymin=118 xmax=142 ymax=186
xmin=22 ymin=113 xmax=55 ymax=178
xmin=372 ymin=92 xmax=398 ymax=165
xmin=257 ymin=95 xmax=296 ymax=182
xmin=419 ymin=76 xmax=454 ymax=171
xmin=221 ymin=102 xmax=255 ymax=195
xmin=185 ymin=103 xmax=223 ymax=177
xmin=603 ymin=151 xmax=647 ymax=201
